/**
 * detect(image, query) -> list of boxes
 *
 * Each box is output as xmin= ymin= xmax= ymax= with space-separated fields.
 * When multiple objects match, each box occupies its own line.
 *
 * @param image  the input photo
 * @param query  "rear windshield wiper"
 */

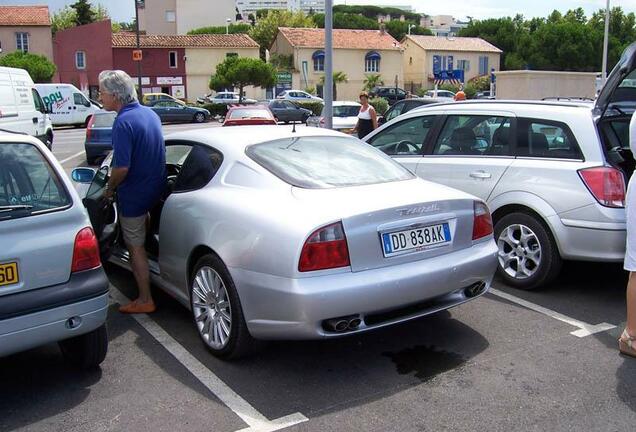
xmin=0 ymin=205 xmax=34 ymax=213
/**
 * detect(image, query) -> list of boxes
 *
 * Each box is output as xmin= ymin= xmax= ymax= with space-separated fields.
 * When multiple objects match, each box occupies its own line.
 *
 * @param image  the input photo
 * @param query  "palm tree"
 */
xmin=320 ymin=71 xmax=348 ymax=101
xmin=363 ymin=74 xmax=384 ymax=92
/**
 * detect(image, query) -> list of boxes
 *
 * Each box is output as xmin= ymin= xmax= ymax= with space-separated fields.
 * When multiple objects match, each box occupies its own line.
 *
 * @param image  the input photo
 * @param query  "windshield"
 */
xmin=92 ymin=112 xmax=116 ymax=128
xmin=0 ymin=142 xmax=71 ymax=220
xmin=246 ymin=136 xmax=414 ymax=189
xmin=229 ymin=109 xmax=272 ymax=119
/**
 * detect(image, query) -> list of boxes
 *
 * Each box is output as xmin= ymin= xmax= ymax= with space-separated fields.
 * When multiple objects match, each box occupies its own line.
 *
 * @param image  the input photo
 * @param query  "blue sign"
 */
xmin=434 ymin=69 xmax=465 ymax=83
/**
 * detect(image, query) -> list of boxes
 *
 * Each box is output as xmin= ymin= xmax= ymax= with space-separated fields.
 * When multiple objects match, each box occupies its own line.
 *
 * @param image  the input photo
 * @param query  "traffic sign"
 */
xmin=132 ymin=50 xmax=143 ymax=61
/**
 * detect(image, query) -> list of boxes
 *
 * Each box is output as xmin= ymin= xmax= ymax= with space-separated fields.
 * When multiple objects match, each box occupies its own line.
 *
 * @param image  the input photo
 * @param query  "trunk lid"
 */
xmin=292 ymin=178 xmax=478 ymax=272
xmin=594 ymin=41 xmax=636 ymax=119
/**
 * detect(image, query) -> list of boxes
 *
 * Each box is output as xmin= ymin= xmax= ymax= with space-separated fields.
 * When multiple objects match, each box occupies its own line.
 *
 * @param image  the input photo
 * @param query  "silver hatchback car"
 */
xmin=0 ymin=133 xmax=109 ymax=368
xmin=364 ymin=43 xmax=636 ymax=290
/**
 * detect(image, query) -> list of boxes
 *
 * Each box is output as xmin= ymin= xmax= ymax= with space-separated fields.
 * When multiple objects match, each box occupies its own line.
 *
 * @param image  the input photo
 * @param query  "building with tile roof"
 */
xmin=54 ymin=22 xmax=261 ymax=102
xmin=0 ymin=5 xmax=53 ymax=61
xmin=271 ymin=27 xmax=403 ymax=101
xmin=402 ymin=35 xmax=502 ymax=91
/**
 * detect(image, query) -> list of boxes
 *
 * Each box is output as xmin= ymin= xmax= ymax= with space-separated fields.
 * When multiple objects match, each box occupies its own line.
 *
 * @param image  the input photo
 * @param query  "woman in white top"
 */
xmin=620 ymin=112 xmax=636 ymax=358
xmin=354 ymin=92 xmax=378 ymax=139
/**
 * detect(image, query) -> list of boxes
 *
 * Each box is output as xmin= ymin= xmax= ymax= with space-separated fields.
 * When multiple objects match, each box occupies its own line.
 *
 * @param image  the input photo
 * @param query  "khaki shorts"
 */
xmin=120 ymin=215 xmax=147 ymax=247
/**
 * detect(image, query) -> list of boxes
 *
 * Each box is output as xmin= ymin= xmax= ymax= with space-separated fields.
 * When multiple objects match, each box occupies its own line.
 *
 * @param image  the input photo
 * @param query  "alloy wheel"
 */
xmin=191 ymin=266 xmax=232 ymax=349
xmin=497 ymin=224 xmax=542 ymax=280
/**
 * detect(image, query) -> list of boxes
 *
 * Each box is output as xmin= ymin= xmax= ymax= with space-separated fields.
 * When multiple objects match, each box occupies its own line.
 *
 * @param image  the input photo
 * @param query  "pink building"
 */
xmin=53 ymin=20 xmax=114 ymax=99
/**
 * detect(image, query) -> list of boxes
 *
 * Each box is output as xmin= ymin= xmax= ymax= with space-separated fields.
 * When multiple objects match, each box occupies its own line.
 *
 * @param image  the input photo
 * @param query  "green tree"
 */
xmin=51 ymin=3 xmax=109 ymax=33
xmin=209 ymin=57 xmax=276 ymax=102
xmin=363 ymin=74 xmax=384 ymax=91
xmin=319 ymin=71 xmax=348 ymax=101
xmin=312 ymin=12 xmax=378 ymax=30
xmin=0 ymin=51 xmax=56 ymax=83
xmin=72 ymin=0 xmax=96 ymax=26
xmin=385 ymin=20 xmax=432 ymax=41
xmin=188 ymin=23 xmax=251 ymax=35
xmin=249 ymin=10 xmax=316 ymax=59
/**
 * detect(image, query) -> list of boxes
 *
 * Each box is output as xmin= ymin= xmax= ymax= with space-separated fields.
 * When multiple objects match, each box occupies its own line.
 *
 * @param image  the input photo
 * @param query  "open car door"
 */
xmin=80 ymin=166 xmax=119 ymax=260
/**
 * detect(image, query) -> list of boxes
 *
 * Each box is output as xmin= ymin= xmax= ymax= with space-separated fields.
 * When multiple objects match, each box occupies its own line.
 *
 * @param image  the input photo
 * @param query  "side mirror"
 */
xmin=71 ymin=167 xmax=96 ymax=184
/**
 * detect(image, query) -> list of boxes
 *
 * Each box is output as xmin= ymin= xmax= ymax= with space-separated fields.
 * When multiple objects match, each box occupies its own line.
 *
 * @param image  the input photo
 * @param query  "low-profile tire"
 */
xmin=190 ymin=254 xmax=254 ymax=359
xmin=494 ymin=212 xmax=562 ymax=290
xmin=59 ymin=324 xmax=108 ymax=369
xmin=194 ymin=112 xmax=206 ymax=123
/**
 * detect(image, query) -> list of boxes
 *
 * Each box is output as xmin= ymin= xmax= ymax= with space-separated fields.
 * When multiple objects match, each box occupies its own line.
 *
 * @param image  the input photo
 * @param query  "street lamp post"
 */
xmin=408 ymin=24 xmax=415 ymax=36
xmin=226 ymin=18 xmax=231 ymax=35
xmin=324 ymin=0 xmax=333 ymax=129
xmin=601 ymin=0 xmax=610 ymax=86
xmin=134 ymin=0 xmax=142 ymax=97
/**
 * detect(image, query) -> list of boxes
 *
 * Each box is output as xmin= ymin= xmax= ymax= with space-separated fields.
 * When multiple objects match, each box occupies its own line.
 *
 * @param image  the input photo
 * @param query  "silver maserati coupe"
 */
xmin=74 ymin=125 xmax=498 ymax=359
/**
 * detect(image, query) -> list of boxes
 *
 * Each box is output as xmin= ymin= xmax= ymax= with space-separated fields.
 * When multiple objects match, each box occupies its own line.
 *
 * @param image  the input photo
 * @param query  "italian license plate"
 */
xmin=0 ymin=261 xmax=19 ymax=287
xmin=382 ymin=223 xmax=451 ymax=257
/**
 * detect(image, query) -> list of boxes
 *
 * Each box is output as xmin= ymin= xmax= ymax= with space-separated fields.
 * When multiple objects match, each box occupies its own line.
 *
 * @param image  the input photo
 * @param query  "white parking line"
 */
xmin=109 ymin=287 xmax=308 ymax=432
xmin=489 ymin=288 xmax=616 ymax=337
xmin=59 ymin=150 xmax=85 ymax=164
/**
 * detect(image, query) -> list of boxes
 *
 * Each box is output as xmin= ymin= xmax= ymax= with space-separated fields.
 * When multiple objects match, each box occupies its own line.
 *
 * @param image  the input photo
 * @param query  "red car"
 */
xmin=223 ymin=105 xmax=277 ymax=126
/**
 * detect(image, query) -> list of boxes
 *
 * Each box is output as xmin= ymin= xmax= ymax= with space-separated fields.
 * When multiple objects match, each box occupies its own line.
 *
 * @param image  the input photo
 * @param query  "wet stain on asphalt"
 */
xmin=383 ymin=345 xmax=466 ymax=381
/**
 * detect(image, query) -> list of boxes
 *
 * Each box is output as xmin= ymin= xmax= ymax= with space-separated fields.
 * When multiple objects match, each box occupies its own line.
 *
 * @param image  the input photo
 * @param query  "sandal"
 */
xmin=618 ymin=329 xmax=636 ymax=358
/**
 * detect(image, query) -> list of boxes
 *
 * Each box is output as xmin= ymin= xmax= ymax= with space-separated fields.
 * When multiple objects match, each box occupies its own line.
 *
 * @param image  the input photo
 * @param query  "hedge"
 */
xmin=293 ymin=101 xmax=324 ymax=116
xmin=369 ymin=97 xmax=388 ymax=115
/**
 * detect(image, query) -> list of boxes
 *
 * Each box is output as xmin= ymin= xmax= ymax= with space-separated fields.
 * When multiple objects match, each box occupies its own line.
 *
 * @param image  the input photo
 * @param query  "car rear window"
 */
xmin=328 ymin=105 xmax=360 ymax=117
xmin=229 ymin=109 xmax=272 ymax=119
xmin=0 ymin=142 xmax=71 ymax=220
xmin=92 ymin=112 xmax=116 ymax=128
xmin=246 ymin=136 xmax=414 ymax=189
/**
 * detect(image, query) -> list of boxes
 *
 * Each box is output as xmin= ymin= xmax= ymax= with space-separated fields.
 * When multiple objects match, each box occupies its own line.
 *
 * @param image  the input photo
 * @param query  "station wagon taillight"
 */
xmin=71 ymin=227 xmax=101 ymax=272
xmin=578 ymin=167 xmax=625 ymax=208
xmin=472 ymin=201 xmax=493 ymax=240
xmin=85 ymin=115 xmax=95 ymax=141
xmin=299 ymin=222 xmax=350 ymax=272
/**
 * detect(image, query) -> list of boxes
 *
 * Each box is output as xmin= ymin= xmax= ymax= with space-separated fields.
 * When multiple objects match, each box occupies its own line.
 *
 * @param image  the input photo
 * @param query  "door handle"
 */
xmin=469 ymin=171 xmax=492 ymax=179
xmin=32 ymin=117 xmax=38 ymax=124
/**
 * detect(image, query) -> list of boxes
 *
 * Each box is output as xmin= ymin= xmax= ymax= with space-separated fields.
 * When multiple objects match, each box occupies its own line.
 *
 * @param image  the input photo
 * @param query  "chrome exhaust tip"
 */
xmin=348 ymin=318 xmax=361 ymax=330
xmin=464 ymin=282 xmax=486 ymax=298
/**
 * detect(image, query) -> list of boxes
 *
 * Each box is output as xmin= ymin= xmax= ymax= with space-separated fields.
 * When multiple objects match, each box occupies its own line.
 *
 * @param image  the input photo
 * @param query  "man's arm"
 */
xmin=104 ymin=167 xmax=128 ymax=199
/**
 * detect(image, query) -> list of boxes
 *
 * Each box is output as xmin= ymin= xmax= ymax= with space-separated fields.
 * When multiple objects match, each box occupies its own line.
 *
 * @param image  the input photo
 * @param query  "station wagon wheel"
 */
xmin=194 ymin=112 xmax=206 ymax=123
xmin=190 ymin=254 xmax=254 ymax=358
xmin=494 ymin=212 xmax=561 ymax=290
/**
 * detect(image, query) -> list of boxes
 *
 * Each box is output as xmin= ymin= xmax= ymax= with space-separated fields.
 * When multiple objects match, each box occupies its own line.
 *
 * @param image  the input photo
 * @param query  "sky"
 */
xmin=3 ymin=0 xmax=636 ymax=24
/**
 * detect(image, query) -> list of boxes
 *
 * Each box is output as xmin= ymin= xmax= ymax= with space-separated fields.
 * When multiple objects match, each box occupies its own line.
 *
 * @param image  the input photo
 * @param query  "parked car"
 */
xmin=422 ymin=90 xmax=456 ymax=101
xmin=223 ymin=105 xmax=277 ymax=126
xmin=147 ymin=100 xmax=210 ymax=124
xmin=204 ymin=92 xmax=257 ymax=105
xmin=34 ymin=83 xmax=101 ymax=127
xmin=0 ymin=132 xmax=109 ymax=368
xmin=475 ymin=91 xmax=495 ymax=100
xmin=276 ymin=90 xmax=323 ymax=102
xmin=307 ymin=101 xmax=361 ymax=133
xmin=73 ymin=125 xmax=497 ymax=358
xmin=142 ymin=92 xmax=184 ymax=106
xmin=0 ymin=66 xmax=53 ymax=149
xmin=85 ymin=110 xmax=116 ymax=165
xmin=379 ymin=98 xmax=444 ymax=125
xmin=369 ymin=86 xmax=408 ymax=105
xmin=268 ymin=100 xmax=313 ymax=123
xmin=364 ymin=41 xmax=636 ymax=290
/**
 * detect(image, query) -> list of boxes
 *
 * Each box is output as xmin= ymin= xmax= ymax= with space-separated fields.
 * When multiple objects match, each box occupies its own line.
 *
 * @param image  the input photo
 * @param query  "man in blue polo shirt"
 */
xmin=99 ymin=70 xmax=166 ymax=314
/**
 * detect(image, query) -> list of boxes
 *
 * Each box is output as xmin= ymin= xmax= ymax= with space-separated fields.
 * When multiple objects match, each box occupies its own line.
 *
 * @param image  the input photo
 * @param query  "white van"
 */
xmin=34 ymin=83 xmax=100 ymax=127
xmin=0 ymin=66 xmax=53 ymax=149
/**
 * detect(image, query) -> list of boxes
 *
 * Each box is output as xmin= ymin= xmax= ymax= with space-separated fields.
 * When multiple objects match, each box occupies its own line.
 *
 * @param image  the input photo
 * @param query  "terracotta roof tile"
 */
xmin=277 ymin=27 xmax=401 ymax=50
xmin=112 ymin=33 xmax=259 ymax=48
xmin=405 ymin=35 xmax=502 ymax=53
xmin=0 ymin=6 xmax=50 ymax=26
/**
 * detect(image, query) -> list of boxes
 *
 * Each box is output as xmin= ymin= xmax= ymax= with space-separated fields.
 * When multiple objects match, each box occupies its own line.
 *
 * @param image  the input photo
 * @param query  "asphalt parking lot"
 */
xmin=1 ymin=124 xmax=635 ymax=432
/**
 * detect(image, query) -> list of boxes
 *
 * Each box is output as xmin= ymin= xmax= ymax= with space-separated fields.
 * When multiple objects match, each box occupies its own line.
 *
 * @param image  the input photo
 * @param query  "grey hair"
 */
xmin=98 ymin=70 xmax=138 ymax=104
